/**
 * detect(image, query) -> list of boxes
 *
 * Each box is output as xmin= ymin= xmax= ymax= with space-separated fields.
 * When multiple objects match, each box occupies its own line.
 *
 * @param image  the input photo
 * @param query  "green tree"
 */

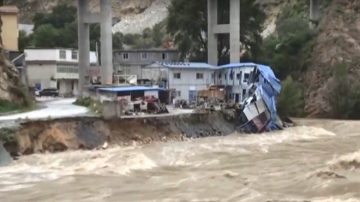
xmin=167 ymin=0 xmax=207 ymax=60
xmin=260 ymin=15 xmax=313 ymax=80
xmin=33 ymin=24 xmax=59 ymax=48
xmin=277 ymin=76 xmax=305 ymax=117
xmin=167 ymin=0 xmax=265 ymax=62
xmin=113 ymin=32 xmax=124 ymax=50
xmin=329 ymin=63 xmax=360 ymax=119
xmin=152 ymin=23 xmax=164 ymax=47
xmin=240 ymin=0 xmax=265 ymax=60
xmin=18 ymin=30 xmax=32 ymax=52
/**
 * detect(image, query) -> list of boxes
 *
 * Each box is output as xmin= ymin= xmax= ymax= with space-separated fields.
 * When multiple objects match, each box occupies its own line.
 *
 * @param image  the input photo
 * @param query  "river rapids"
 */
xmin=1 ymin=119 xmax=360 ymax=202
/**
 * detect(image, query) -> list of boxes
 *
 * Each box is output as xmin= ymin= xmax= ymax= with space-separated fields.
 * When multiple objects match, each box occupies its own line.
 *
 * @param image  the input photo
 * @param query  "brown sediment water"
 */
xmin=1 ymin=118 xmax=360 ymax=201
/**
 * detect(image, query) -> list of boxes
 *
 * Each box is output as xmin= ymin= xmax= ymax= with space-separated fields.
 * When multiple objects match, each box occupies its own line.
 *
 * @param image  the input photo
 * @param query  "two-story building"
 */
xmin=143 ymin=62 xmax=215 ymax=103
xmin=214 ymin=63 xmax=257 ymax=104
xmin=0 ymin=6 xmax=19 ymax=52
xmin=113 ymin=49 xmax=179 ymax=81
xmin=25 ymin=48 xmax=98 ymax=96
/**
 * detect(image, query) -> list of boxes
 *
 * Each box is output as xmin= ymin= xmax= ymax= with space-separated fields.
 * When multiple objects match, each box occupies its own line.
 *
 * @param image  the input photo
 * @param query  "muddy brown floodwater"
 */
xmin=1 ymin=119 xmax=360 ymax=202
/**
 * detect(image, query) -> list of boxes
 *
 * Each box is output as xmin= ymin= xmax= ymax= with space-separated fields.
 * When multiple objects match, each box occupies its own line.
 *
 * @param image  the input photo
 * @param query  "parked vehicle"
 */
xmin=39 ymin=88 xmax=59 ymax=97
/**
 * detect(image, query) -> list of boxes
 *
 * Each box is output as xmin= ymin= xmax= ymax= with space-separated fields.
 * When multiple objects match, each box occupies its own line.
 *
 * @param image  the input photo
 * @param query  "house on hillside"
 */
xmin=25 ymin=48 xmax=98 ymax=96
xmin=143 ymin=62 xmax=216 ymax=103
xmin=113 ymin=49 xmax=179 ymax=83
xmin=0 ymin=6 xmax=19 ymax=52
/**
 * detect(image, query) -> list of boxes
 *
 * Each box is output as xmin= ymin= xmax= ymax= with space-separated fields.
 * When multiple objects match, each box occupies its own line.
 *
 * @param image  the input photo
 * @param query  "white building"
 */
xmin=25 ymin=48 xmax=98 ymax=96
xmin=144 ymin=62 xmax=216 ymax=103
xmin=214 ymin=63 xmax=256 ymax=103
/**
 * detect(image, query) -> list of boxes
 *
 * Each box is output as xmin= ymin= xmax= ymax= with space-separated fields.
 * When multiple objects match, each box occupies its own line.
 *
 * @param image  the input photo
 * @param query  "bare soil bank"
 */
xmin=2 ymin=113 xmax=235 ymax=158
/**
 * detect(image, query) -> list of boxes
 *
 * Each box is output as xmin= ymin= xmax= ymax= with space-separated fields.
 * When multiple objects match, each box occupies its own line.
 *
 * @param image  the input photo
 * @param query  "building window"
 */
xmin=229 ymin=71 xmax=234 ymax=80
xmin=176 ymin=91 xmax=181 ymax=97
xmin=123 ymin=53 xmax=129 ymax=60
xmin=57 ymin=65 xmax=78 ymax=73
xmin=162 ymin=53 xmax=168 ymax=60
xmin=218 ymin=73 xmax=222 ymax=79
xmin=244 ymin=73 xmax=250 ymax=83
xmin=211 ymin=73 xmax=214 ymax=79
xmin=236 ymin=73 xmax=241 ymax=80
xmin=71 ymin=51 xmax=78 ymax=60
xmin=59 ymin=50 xmax=66 ymax=59
xmin=141 ymin=52 xmax=147 ymax=60
xmin=196 ymin=73 xmax=203 ymax=79
xmin=173 ymin=73 xmax=181 ymax=79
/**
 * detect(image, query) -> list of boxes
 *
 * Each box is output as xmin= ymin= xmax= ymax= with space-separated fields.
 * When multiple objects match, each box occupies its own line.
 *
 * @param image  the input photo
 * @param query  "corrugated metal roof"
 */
xmin=98 ymin=86 xmax=164 ymax=93
xmin=159 ymin=62 xmax=216 ymax=69
xmin=217 ymin=62 xmax=257 ymax=69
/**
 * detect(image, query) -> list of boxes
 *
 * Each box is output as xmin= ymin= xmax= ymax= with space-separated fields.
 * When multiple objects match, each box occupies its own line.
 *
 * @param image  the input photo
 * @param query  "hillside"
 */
xmin=304 ymin=0 xmax=360 ymax=117
xmin=7 ymin=0 xmax=167 ymax=33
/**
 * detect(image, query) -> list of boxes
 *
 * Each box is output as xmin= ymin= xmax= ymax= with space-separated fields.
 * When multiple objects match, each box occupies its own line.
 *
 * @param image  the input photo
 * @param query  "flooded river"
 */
xmin=1 ymin=119 xmax=360 ymax=201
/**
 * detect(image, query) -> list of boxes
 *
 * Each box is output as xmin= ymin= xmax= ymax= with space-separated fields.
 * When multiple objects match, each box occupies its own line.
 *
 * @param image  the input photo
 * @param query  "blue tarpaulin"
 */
xmin=255 ymin=64 xmax=282 ymax=130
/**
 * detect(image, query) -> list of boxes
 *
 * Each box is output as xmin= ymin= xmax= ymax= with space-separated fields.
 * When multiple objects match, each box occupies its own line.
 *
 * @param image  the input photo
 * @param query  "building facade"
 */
xmin=214 ymin=63 xmax=256 ymax=104
xmin=113 ymin=49 xmax=179 ymax=80
xmin=0 ymin=6 xmax=19 ymax=51
xmin=143 ymin=62 xmax=215 ymax=103
xmin=25 ymin=49 xmax=98 ymax=96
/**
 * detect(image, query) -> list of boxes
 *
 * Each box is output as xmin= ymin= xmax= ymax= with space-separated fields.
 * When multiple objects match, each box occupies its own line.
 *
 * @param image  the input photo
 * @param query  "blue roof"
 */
xmin=217 ymin=62 xmax=257 ymax=69
xmin=159 ymin=62 xmax=216 ymax=69
xmin=98 ymin=86 xmax=165 ymax=93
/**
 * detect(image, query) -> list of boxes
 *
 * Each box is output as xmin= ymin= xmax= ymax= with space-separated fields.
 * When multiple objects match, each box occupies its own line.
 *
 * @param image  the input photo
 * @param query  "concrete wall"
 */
xmin=0 ymin=13 xmax=18 ymax=51
xmin=25 ymin=49 xmax=98 ymax=64
xmin=27 ymin=64 xmax=57 ymax=89
xmin=114 ymin=50 xmax=179 ymax=65
xmin=58 ymin=79 xmax=78 ymax=96
xmin=168 ymin=69 xmax=213 ymax=101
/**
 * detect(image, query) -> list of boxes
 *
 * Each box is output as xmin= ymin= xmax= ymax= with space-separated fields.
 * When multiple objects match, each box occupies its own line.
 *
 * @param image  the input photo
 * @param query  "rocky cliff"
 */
xmin=8 ymin=0 xmax=168 ymax=33
xmin=0 ymin=38 xmax=28 ymax=105
xmin=304 ymin=0 xmax=360 ymax=117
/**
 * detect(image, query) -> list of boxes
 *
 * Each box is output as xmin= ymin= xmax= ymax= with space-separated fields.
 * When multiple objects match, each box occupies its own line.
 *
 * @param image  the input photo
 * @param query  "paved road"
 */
xmin=0 ymin=98 xmax=89 ymax=122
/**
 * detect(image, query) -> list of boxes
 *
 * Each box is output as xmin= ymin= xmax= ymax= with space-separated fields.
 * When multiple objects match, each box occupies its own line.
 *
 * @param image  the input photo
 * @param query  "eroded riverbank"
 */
xmin=1 ymin=112 xmax=234 ymax=158
xmin=1 ymin=119 xmax=360 ymax=201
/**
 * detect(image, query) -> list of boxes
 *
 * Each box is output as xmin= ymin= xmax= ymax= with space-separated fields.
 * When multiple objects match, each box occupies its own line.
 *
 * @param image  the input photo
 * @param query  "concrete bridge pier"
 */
xmin=310 ymin=0 xmax=321 ymax=28
xmin=77 ymin=0 xmax=113 ymax=97
xmin=207 ymin=0 xmax=240 ymax=65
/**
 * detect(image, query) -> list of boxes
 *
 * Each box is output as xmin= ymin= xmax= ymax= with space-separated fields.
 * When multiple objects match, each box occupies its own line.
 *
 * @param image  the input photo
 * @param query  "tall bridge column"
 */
xmin=310 ymin=0 xmax=321 ymax=28
xmin=207 ymin=0 xmax=218 ymax=66
xmin=77 ymin=0 xmax=90 ymax=97
xmin=77 ymin=0 xmax=113 ymax=97
xmin=100 ymin=0 xmax=113 ymax=85
xmin=229 ymin=0 xmax=240 ymax=63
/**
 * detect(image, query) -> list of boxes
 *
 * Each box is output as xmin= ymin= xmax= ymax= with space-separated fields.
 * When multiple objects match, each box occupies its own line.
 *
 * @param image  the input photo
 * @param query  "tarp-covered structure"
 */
xmin=233 ymin=63 xmax=282 ymax=132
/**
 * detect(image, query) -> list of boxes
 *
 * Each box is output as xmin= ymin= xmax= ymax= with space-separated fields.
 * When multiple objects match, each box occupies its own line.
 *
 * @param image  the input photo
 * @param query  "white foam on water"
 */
xmin=0 ymin=146 xmax=159 ymax=192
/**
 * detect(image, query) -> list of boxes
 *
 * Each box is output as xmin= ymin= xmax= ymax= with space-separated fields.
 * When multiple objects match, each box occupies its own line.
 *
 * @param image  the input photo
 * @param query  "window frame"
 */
xmin=122 ymin=53 xmax=129 ymax=60
xmin=59 ymin=50 xmax=66 ymax=60
xmin=196 ymin=73 xmax=204 ymax=80
xmin=173 ymin=72 xmax=181 ymax=79
xmin=71 ymin=51 xmax=78 ymax=60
